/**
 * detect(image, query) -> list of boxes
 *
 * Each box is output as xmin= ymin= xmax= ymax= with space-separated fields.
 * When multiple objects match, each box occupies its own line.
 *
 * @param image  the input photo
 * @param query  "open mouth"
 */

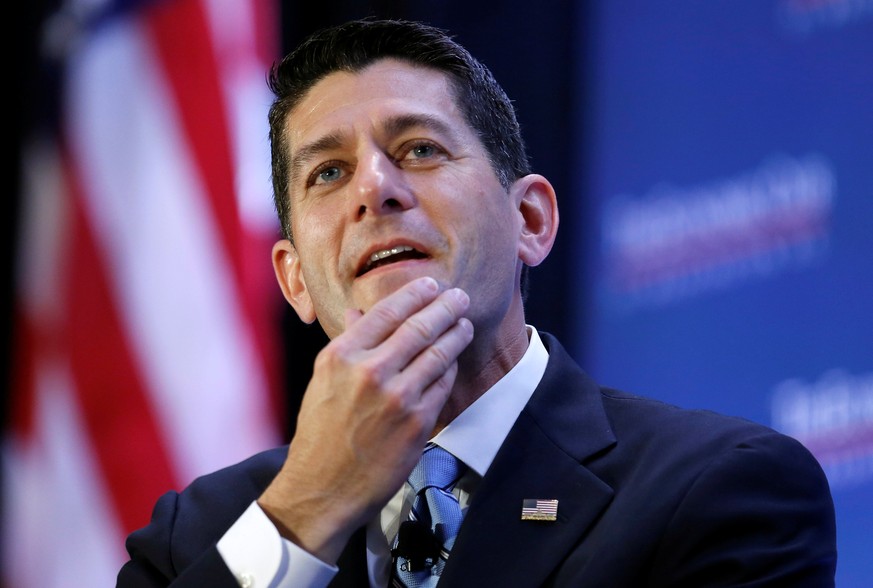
xmin=357 ymin=245 xmax=427 ymax=276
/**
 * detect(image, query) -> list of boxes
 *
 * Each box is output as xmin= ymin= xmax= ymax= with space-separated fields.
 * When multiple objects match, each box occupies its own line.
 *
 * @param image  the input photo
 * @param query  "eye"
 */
xmin=401 ymin=140 xmax=446 ymax=161
xmin=308 ymin=162 xmax=345 ymax=186
xmin=409 ymin=143 xmax=436 ymax=159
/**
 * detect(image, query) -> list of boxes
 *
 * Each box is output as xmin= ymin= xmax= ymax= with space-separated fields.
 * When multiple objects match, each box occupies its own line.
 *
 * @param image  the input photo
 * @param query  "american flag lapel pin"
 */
xmin=521 ymin=498 xmax=559 ymax=521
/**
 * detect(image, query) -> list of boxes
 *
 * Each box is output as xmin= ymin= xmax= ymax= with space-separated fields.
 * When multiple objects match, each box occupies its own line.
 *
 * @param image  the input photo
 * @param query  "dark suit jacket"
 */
xmin=117 ymin=333 xmax=837 ymax=587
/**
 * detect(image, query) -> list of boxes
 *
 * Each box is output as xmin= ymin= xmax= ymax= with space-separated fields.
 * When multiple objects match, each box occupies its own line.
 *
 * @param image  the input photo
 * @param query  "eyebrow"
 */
xmin=289 ymin=132 xmax=345 ymax=186
xmin=382 ymin=113 xmax=457 ymax=143
xmin=288 ymin=113 xmax=460 ymax=185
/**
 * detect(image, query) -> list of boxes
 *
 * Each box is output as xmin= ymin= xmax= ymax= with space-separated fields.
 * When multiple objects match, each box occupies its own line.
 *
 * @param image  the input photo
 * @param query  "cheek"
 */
xmin=293 ymin=205 xmax=344 ymax=257
xmin=452 ymin=209 xmax=519 ymax=284
xmin=298 ymin=261 xmax=347 ymax=338
xmin=292 ymin=222 xmax=343 ymax=296
xmin=471 ymin=197 xmax=518 ymax=243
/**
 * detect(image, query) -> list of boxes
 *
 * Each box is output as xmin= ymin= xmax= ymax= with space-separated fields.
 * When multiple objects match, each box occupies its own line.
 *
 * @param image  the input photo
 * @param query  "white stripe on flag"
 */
xmin=67 ymin=19 xmax=277 ymax=481
xmin=4 ymin=362 xmax=126 ymax=587
xmin=4 ymin=1 xmax=282 ymax=586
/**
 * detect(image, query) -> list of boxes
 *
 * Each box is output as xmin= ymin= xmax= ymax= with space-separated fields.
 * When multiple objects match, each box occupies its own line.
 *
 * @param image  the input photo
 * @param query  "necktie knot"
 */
xmin=407 ymin=445 xmax=465 ymax=495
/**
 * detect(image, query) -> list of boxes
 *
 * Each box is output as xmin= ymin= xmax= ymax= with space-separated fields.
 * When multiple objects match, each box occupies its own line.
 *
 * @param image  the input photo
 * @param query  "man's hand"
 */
xmin=258 ymin=276 xmax=474 ymax=563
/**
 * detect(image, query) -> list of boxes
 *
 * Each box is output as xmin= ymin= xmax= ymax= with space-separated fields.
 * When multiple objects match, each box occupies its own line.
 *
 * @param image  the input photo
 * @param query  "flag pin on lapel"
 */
xmin=521 ymin=498 xmax=558 ymax=521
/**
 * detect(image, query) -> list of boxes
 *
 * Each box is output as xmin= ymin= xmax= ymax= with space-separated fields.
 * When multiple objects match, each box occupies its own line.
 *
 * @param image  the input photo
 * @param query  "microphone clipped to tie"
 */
xmin=392 ymin=444 xmax=466 ymax=585
xmin=391 ymin=519 xmax=442 ymax=572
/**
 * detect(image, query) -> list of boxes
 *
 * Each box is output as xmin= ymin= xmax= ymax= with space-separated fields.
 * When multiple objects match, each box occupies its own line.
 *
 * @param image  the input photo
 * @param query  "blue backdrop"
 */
xmin=573 ymin=2 xmax=873 ymax=586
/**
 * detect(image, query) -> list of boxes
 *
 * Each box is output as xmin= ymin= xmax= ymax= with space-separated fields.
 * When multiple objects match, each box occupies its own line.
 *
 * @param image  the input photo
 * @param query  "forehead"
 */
xmin=286 ymin=59 xmax=469 ymax=148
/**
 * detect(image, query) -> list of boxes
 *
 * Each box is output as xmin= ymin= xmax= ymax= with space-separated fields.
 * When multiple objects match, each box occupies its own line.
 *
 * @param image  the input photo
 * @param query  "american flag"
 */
xmin=4 ymin=1 xmax=284 ymax=585
xmin=521 ymin=498 xmax=559 ymax=521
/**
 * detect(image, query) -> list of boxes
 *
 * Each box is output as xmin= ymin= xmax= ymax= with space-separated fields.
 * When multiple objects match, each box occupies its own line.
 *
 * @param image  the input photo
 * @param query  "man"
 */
xmin=117 ymin=19 xmax=837 ymax=587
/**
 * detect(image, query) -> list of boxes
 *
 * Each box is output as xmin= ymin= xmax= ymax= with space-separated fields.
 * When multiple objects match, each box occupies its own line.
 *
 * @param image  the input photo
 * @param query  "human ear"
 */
xmin=513 ymin=174 xmax=559 ymax=267
xmin=271 ymin=239 xmax=317 ymax=324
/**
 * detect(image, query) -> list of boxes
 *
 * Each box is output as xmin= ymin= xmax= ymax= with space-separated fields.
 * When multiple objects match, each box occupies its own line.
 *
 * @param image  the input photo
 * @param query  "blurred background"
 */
xmin=5 ymin=0 xmax=872 ymax=586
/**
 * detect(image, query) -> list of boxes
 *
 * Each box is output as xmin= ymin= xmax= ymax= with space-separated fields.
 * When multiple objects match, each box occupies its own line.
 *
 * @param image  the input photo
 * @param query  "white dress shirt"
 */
xmin=217 ymin=327 xmax=549 ymax=588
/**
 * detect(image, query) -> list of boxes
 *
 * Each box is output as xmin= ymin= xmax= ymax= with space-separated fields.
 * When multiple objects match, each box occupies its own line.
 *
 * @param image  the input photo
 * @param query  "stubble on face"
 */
xmin=284 ymin=60 xmax=519 ymax=340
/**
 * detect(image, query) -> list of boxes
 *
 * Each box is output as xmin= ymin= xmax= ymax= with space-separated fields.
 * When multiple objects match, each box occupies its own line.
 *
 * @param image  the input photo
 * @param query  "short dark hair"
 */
xmin=267 ymin=18 xmax=531 ymax=242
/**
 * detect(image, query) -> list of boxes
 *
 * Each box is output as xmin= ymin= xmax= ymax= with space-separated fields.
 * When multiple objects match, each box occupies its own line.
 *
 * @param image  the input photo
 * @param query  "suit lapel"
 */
xmin=440 ymin=333 xmax=616 ymax=587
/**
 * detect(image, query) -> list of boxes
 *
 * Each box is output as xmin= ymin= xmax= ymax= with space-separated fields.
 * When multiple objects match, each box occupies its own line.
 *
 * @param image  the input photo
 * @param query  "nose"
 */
xmin=352 ymin=149 xmax=416 ymax=219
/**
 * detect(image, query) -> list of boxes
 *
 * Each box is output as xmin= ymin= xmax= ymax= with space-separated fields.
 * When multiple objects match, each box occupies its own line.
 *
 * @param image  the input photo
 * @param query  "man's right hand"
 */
xmin=257 ymin=276 xmax=474 ymax=564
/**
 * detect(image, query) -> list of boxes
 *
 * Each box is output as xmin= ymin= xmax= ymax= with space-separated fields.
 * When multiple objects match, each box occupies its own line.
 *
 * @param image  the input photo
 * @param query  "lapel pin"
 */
xmin=521 ymin=498 xmax=558 ymax=521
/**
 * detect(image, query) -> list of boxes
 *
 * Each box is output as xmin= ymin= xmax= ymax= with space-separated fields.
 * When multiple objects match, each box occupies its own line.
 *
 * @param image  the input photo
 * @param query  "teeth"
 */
xmin=368 ymin=245 xmax=414 ymax=264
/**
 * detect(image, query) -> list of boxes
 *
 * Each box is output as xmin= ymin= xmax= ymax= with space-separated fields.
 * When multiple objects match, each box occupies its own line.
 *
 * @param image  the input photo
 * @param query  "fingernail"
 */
xmin=419 ymin=277 xmax=439 ymax=292
xmin=452 ymin=288 xmax=470 ymax=306
xmin=459 ymin=317 xmax=474 ymax=335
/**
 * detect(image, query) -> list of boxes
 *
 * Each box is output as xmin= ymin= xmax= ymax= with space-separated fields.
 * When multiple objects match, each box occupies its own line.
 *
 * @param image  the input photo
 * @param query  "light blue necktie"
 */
xmin=392 ymin=444 xmax=466 ymax=587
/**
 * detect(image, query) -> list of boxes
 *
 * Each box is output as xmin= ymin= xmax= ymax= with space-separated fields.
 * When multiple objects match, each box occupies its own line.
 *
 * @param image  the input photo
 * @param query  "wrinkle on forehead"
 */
xmin=283 ymin=60 xmax=472 ymax=192
xmin=288 ymin=112 xmax=467 ymax=187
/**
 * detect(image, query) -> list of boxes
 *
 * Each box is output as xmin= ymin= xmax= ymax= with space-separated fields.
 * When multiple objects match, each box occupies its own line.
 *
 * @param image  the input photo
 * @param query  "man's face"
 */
xmin=278 ymin=59 xmax=524 ymax=338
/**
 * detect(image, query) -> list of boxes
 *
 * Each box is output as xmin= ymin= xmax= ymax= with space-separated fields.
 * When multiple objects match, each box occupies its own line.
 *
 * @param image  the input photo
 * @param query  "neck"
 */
xmin=432 ymin=313 xmax=530 ymax=434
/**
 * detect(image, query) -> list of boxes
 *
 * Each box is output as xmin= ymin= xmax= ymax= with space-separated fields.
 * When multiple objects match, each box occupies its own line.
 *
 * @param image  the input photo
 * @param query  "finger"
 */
xmin=371 ymin=287 xmax=470 ymax=372
xmin=416 ymin=360 xmax=460 ymax=431
xmin=391 ymin=316 xmax=474 ymax=400
xmin=344 ymin=277 xmax=441 ymax=348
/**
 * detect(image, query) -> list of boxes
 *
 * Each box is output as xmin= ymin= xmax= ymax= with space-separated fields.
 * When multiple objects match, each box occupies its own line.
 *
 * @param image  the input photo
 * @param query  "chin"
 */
xmin=355 ymin=267 xmax=443 ymax=304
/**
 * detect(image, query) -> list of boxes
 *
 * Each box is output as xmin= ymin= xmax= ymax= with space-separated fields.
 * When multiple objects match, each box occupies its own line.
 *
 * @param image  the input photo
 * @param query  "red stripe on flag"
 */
xmin=63 ymin=151 xmax=178 ymax=534
xmin=240 ymin=0 xmax=286 ymax=431
xmin=251 ymin=0 xmax=280 ymax=66
xmin=8 ymin=311 xmax=39 ymax=440
xmin=144 ymin=0 xmax=284 ymax=425
xmin=145 ymin=0 xmax=241 ymax=278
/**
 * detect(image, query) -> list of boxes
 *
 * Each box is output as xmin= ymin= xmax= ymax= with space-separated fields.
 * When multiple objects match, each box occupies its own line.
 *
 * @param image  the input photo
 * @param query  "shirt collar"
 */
xmin=432 ymin=326 xmax=548 ymax=478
